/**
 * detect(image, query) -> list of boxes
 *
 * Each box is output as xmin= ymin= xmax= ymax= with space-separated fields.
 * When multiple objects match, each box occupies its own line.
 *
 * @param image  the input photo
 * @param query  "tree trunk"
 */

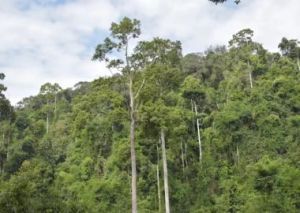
xmin=297 ymin=57 xmax=300 ymax=72
xmin=129 ymin=75 xmax=137 ymax=213
xmin=125 ymin=39 xmax=139 ymax=213
xmin=161 ymin=129 xmax=170 ymax=213
xmin=194 ymin=102 xmax=202 ymax=162
xmin=247 ymin=61 xmax=253 ymax=89
xmin=196 ymin=118 xmax=202 ymax=162
xmin=156 ymin=144 xmax=162 ymax=213
xmin=249 ymin=71 xmax=253 ymax=89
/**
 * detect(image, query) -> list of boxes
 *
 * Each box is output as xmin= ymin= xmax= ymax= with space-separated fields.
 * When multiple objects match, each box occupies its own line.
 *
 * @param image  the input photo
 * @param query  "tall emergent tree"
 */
xmin=137 ymin=38 xmax=183 ymax=213
xmin=0 ymin=73 xmax=6 ymax=97
xmin=40 ymin=83 xmax=62 ymax=134
xmin=228 ymin=28 xmax=266 ymax=89
xmin=0 ymin=73 xmax=13 ymax=121
xmin=278 ymin=37 xmax=300 ymax=71
xmin=0 ymin=73 xmax=14 ymax=174
xmin=92 ymin=17 xmax=141 ymax=213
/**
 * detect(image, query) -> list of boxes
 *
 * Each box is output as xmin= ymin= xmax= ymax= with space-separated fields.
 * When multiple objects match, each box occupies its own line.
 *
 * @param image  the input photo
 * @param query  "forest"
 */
xmin=1 ymin=2 xmax=300 ymax=212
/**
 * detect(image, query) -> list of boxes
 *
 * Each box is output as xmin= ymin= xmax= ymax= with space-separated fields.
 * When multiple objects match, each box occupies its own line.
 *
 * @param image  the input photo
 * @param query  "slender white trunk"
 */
xmin=129 ymin=75 xmax=137 ymax=213
xmin=124 ymin=39 xmax=138 ymax=213
xmin=297 ymin=58 xmax=300 ymax=72
xmin=194 ymin=102 xmax=202 ymax=162
xmin=161 ymin=129 xmax=170 ymax=213
xmin=248 ymin=61 xmax=253 ymax=89
xmin=156 ymin=144 xmax=162 ymax=213
xmin=249 ymin=71 xmax=253 ymax=89
xmin=196 ymin=118 xmax=202 ymax=162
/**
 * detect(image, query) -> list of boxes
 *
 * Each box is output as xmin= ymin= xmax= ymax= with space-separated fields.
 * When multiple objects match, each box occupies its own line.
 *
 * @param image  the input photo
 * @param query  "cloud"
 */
xmin=115 ymin=0 xmax=300 ymax=52
xmin=0 ymin=0 xmax=118 ymax=104
xmin=1 ymin=0 xmax=300 ymax=104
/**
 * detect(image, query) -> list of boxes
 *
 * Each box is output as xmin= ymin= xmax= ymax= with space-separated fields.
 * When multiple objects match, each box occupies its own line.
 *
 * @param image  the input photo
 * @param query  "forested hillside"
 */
xmin=0 ymin=18 xmax=300 ymax=212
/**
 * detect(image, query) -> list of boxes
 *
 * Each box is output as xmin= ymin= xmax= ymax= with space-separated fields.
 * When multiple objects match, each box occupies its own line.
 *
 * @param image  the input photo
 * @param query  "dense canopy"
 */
xmin=0 ymin=16 xmax=300 ymax=212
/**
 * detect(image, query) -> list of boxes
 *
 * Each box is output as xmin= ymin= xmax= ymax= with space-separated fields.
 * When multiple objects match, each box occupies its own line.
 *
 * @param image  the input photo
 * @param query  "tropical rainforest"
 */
xmin=1 ymin=9 xmax=300 ymax=213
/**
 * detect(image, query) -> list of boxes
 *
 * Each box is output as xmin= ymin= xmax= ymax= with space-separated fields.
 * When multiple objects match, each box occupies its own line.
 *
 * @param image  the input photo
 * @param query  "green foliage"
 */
xmin=1 ymin=23 xmax=300 ymax=212
xmin=0 ymin=73 xmax=14 ymax=122
xmin=278 ymin=37 xmax=300 ymax=60
xmin=92 ymin=17 xmax=141 ymax=72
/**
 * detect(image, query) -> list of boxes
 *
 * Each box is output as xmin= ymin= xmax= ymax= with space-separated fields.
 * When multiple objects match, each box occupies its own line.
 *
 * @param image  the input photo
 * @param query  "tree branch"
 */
xmin=134 ymin=78 xmax=146 ymax=100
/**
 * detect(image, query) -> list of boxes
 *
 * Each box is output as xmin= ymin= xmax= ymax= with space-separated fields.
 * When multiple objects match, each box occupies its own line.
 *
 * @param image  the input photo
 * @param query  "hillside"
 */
xmin=0 ymin=24 xmax=300 ymax=212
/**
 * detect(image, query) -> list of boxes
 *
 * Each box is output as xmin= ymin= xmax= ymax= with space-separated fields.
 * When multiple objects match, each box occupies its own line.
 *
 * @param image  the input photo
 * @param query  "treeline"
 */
xmin=0 ymin=18 xmax=300 ymax=213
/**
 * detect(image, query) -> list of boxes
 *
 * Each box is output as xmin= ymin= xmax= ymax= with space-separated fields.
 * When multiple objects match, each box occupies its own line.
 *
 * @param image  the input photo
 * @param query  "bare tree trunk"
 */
xmin=249 ymin=71 xmax=253 ymax=89
xmin=194 ymin=102 xmax=202 ymax=162
xmin=129 ymin=75 xmax=137 ymax=213
xmin=248 ymin=61 xmax=253 ymax=89
xmin=156 ymin=144 xmax=162 ymax=213
xmin=297 ymin=58 xmax=300 ymax=72
xmin=161 ymin=129 xmax=170 ymax=213
xmin=124 ymin=40 xmax=138 ymax=213
xmin=196 ymin=118 xmax=202 ymax=162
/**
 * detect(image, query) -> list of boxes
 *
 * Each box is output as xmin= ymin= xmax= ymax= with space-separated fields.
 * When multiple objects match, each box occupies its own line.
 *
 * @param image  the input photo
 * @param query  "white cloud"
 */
xmin=0 ymin=0 xmax=118 ymax=104
xmin=1 ymin=0 xmax=300 ymax=104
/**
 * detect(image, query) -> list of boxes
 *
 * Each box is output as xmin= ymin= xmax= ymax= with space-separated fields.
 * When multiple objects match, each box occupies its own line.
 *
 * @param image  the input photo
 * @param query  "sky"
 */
xmin=1 ymin=0 xmax=300 ymax=104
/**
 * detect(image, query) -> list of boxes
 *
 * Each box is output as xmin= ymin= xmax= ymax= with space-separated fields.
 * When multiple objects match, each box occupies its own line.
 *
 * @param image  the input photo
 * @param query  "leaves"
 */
xmin=1 ymin=21 xmax=300 ymax=212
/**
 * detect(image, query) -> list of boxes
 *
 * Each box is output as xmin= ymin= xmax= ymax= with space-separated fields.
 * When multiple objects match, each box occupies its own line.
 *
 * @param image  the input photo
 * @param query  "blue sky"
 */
xmin=1 ymin=0 xmax=300 ymax=104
